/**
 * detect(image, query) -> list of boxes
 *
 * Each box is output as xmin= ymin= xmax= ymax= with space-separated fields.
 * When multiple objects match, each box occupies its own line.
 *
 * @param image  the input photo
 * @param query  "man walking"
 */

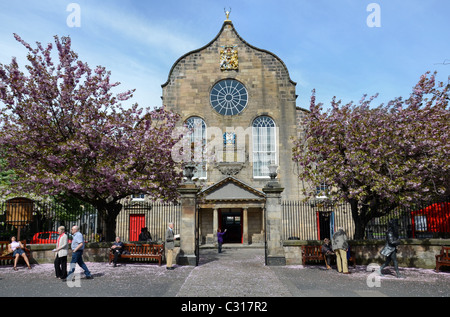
xmin=67 ymin=225 xmax=93 ymax=280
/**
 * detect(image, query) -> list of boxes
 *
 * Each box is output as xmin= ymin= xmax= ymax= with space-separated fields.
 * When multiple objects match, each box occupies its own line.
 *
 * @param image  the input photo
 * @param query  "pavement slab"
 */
xmin=0 ymin=247 xmax=448 ymax=298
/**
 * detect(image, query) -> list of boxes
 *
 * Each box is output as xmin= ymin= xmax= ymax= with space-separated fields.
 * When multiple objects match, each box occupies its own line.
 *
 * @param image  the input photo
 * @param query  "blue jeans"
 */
xmin=68 ymin=250 xmax=91 ymax=277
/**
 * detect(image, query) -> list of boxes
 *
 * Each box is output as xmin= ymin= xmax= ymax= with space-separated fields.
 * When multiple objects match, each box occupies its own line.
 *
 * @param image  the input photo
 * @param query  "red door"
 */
xmin=129 ymin=214 xmax=145 ymax=241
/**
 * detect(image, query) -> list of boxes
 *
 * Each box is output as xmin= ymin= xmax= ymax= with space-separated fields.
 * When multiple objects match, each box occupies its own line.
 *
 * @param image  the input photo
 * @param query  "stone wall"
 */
xmin=162 ymin=20 xmax=302 ymax=200
xmin=27 ymin=242 xmax=180 ymax=264
xmin=28 ymin=243 xmax=112 ymax=264
xmin=283 ymin=239 xmax=450 ymax=269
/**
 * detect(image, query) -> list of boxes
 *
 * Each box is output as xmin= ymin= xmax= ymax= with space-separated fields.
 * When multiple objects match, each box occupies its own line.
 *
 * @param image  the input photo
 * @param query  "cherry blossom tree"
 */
xmin=0 ymin=34 xmax=183 ymax=240
xmin=293 ymin=72 xmax=450 ymax=239
xmin=0 ymin=154 xmax=14 ymax=198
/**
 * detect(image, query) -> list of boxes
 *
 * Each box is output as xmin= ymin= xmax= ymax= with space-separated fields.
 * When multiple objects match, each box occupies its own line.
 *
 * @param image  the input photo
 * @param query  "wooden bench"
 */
xmin=109 ymin=243 xmax=164 ymax=266
xmin=301 ymin=245 xmax=356 ymax=268
xmin=0 ymin=240 xmax=31 ymax=264
xmin=435 ymin=246 xmax=450 ymax=272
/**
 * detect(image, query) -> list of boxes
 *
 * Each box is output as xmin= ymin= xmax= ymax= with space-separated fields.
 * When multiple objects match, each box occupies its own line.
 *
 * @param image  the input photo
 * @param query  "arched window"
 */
xmin=252 ymin=116 xmax=277 ymax=178
xmin=185 ymin=117 xmax=207 ymax=179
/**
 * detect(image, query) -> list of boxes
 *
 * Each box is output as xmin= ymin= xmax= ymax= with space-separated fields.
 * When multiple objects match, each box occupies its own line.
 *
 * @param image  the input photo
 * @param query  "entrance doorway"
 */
xmin=129 ymin=214 xmax=145 ymax=241
xmin=220 ymin=209 xmax=243 ymax=243
xmin=317 ymin=212 xmax=334 ymax=240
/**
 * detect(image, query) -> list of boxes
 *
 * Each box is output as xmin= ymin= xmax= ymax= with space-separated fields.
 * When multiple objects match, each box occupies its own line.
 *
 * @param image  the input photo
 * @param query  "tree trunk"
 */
xmin=350 ymin=197 xmax=389 ymax=240
xmin=349 ymin=199 xmax=369 ymax=240
xmin=353 ymin=216 xmax=368 ymax=240
xmin=97 ymin=201 xmax=123 ymax=242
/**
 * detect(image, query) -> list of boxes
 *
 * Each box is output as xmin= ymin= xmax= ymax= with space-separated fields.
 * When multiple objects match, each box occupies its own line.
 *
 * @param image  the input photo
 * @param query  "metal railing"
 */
xmin=282 ymin=200 xmax=450 ymax=240
xmin=1 ymin=197 xmax=448 ymax=243
xmin=0 ymin=199 xmax=180 ymax=243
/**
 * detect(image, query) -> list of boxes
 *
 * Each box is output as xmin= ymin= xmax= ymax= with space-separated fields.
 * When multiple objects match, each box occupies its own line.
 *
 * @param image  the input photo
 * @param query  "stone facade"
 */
xmin=160 ymin=19 xmax=312 ymax=251
xmin=162 ymin=20 xmax=304 ymax=200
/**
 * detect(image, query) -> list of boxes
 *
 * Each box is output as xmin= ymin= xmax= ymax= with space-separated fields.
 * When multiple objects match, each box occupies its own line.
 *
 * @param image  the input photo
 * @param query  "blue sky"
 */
xmin=0 ymin=0 xmax=449 ymax=110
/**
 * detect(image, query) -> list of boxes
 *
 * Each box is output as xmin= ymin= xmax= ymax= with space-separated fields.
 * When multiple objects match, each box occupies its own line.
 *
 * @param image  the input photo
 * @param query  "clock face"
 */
xmin=210 ymin=79 xmax=248 ymax=116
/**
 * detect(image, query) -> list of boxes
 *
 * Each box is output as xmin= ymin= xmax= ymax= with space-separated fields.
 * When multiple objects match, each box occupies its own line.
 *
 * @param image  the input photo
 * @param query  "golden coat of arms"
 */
xmin=220 ymin=45 xmax=238 ymax=70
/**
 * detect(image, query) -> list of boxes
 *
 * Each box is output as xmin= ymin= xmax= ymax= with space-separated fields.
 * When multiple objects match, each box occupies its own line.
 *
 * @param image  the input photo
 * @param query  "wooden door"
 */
xmin=129 ymin=214 xmax=145 ymax=241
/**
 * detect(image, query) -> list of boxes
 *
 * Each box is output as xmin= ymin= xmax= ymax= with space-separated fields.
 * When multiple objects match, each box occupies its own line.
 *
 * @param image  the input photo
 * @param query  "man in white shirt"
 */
xmin=67 ymin=225 xmax=93 ymax=280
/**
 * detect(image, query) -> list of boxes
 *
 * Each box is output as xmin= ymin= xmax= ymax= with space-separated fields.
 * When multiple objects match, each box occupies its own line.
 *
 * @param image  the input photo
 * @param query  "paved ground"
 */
xmin=1 ymin=247 xmax=449 ymax=298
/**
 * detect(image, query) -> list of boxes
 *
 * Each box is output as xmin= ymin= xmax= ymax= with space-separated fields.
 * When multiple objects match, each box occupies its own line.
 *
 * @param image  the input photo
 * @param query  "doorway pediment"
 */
xmin=198 ymin=177 xmax=265 ymax=202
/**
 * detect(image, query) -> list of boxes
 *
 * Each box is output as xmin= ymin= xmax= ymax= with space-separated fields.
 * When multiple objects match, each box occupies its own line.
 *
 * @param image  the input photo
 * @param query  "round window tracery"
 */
xmin=210 ymin=79 xmax=248 ymax=116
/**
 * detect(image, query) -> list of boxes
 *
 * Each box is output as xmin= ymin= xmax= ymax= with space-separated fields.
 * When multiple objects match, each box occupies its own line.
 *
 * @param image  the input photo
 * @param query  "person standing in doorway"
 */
xmin=332 ymin=227 xmax=350 ymax=274
xmin=165 ymin=222 xmax=175 ymax=270
xmin=53 ymin=226 xmax=68 ymax=279
xmin=67 ymin=225 xmax=93 ymax=280
xmin=217 ymin=228 xmax=227 ymax=253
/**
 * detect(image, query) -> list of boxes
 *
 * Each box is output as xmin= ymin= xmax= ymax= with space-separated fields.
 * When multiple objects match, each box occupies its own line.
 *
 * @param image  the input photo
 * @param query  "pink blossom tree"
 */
xmin=293 ymin=72 xmax=450 ymax=239
xmin=0 ymin=35 xmax=183 ymax=241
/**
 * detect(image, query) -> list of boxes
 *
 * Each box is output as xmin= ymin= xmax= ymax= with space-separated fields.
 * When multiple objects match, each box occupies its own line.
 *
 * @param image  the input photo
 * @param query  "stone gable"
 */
xmin=162 ymin=20 xmax=304 ymax=200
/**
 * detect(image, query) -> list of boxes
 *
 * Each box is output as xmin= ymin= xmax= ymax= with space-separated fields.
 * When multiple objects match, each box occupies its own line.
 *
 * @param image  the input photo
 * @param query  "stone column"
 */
xmin=213 ymin=208 xmax=219 ymax=233
xmin=263 ymin=184 xmax=285 ymax=266
xmin=261 ymin=208 xmax=265 ymax=234
xmin=213 ymin=208 xmax=219 ymax=245
xmin=242 ymin=207 xmax=248 ymax=244
xmin=177 ymin=182 xmax=200 ymax=266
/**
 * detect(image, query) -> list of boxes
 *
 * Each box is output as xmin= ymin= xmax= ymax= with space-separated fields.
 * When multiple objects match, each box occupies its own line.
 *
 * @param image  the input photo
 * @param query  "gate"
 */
xmin=194 ymin=203 xmax=200 ymax=266
xmin=264 ymin=204 xmax=268 ymax=265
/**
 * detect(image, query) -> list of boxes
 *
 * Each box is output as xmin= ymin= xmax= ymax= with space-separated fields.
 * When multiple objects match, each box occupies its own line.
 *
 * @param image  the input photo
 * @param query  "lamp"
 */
xmin=183 ymin=162 xmax=197 ymax=184
xmin=268 ymin=164 xmax=278 ymax=180
xmin=266 ymin=163 xmax=280 ymax=188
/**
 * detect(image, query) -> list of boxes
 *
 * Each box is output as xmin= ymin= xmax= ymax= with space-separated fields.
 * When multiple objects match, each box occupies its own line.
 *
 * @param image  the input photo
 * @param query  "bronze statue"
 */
xmin=379 ymin=219 xmax=405 ymax=278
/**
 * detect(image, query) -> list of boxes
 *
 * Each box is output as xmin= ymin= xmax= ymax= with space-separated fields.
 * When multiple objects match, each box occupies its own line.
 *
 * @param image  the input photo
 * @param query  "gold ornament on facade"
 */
xmin=220 ymin=45 xmax=238 ymax=70
xmin=224 ymin=8 xmax=231 ymax=22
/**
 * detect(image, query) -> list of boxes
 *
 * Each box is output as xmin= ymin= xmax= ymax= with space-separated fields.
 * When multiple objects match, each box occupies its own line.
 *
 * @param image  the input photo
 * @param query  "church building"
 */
xmin=161 ymin=15 xmax=308 ymax=245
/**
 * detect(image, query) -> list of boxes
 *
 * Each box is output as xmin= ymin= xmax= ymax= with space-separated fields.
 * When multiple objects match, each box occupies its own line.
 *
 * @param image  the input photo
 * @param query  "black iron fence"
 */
xmin=282 ymin=200 xmax=450 ymax=241
xmin=2 ymin=197 xmax=448 ymax=244
xmin=0 ymin=199 xmax=180 ymax=243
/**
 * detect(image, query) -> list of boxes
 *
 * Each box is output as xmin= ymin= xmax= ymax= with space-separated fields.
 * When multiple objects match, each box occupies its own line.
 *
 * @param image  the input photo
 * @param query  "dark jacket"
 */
xmin=322 ymin=242 xmax=333 ymax=255
xmin=112 ymin=241 xmax=124 ymax=252
xmin=380 ymin=230 xmax=400 ymax=257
